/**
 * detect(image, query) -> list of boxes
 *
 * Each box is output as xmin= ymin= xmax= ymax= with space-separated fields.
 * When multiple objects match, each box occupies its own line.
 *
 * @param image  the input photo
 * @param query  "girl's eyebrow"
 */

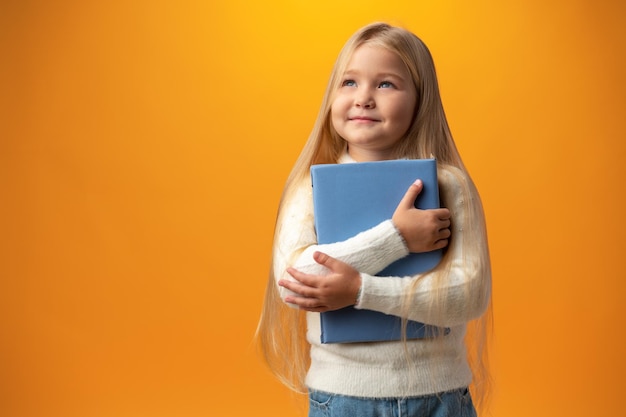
xmin=377 ymin=72 xmax=404 ymax=80
xmin=343 ymin=69 xmax=405 ymax=80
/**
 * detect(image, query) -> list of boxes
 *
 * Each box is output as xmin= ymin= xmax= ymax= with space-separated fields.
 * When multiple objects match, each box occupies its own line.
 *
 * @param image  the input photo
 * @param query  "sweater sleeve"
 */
xmin=272 ymin=177 xmax=409 ymax=303
xmin=356 ymin=166 xmax=492 ymax=327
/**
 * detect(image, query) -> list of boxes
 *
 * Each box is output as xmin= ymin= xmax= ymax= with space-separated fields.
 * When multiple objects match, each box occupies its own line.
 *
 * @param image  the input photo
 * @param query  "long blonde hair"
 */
xmin=257 ymin=22 xmax=493 ymax=413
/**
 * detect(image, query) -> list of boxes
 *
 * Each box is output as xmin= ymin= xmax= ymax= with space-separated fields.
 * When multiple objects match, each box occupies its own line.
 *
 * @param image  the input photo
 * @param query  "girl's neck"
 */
xmin=346 ymin=146 xmax=396 ymax=162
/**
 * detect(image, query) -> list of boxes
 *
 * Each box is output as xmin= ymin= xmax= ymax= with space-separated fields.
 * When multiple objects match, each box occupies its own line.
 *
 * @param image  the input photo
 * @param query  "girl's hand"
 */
xmin=392 ymin=179 xmax=451 ymax=253
xmin=279 ymin=251 xmax=361 ymax=312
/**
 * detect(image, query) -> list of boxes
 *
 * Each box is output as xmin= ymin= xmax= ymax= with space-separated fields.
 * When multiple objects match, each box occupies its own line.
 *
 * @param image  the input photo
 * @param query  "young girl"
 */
xmin=257 ymin=22 xmax=492 ymax=417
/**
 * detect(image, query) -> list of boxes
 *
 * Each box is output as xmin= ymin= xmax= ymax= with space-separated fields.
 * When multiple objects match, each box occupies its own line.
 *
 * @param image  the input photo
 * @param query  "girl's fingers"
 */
xmin=395 ymin=180 xmax=423 ymax=211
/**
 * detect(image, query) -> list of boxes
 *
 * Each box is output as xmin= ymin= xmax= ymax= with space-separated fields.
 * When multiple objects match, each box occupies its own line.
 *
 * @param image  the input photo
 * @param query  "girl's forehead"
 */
xmin=342 ymin=44 xmax=411 ymax=77
xmin=350 ymin=42 xmax=393 ymax=58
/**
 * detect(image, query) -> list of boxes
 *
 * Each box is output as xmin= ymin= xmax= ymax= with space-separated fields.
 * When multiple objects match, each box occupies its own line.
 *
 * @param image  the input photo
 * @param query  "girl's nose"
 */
xmin=355 ymin=91 xmax=375 ymax=109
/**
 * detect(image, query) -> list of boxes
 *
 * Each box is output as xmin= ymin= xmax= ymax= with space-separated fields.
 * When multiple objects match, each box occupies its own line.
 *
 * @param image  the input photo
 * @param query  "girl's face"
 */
xmin=331 ymin=44 xmax=417 ymax=162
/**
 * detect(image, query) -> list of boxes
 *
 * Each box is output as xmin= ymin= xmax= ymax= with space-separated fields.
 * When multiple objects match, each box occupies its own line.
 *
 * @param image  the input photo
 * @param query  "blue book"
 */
xmin=311 ymin=159 xmax=446 ymax=343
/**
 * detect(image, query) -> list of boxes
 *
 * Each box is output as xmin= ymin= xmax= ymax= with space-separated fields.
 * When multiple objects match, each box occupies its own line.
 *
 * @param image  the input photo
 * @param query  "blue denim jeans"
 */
xmin=308 ymin=388 xmax=477 ymax=417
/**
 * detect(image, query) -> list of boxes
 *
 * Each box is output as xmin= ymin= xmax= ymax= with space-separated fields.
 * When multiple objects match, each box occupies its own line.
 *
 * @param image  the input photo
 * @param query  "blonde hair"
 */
xmin=257 ymin=22 xmax=493 ymax=413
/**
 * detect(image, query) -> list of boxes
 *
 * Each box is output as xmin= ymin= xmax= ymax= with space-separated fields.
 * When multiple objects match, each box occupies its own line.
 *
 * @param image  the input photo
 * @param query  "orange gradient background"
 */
xmin=1 ymin=1 xmax=625 ymax=416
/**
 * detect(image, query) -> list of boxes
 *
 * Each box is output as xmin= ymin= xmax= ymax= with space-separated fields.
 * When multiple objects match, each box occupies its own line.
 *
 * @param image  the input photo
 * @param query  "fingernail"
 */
xmin=413 ymin=179 xmax=422 ymax=186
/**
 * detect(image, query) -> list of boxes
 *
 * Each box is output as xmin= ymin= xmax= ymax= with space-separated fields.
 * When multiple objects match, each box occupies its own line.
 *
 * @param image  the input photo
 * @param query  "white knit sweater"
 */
xmin=273 ymin=153 xmax=490 ymax=398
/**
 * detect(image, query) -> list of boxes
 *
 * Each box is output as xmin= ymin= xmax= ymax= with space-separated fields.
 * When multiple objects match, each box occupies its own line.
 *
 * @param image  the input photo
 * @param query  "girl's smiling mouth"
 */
xmin=349 ymin=115 xmax=380 ymax=122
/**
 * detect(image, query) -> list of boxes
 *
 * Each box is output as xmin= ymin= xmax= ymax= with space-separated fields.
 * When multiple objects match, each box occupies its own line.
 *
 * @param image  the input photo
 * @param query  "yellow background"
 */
xmin=1 ymin=1 xmax=624 ymax=416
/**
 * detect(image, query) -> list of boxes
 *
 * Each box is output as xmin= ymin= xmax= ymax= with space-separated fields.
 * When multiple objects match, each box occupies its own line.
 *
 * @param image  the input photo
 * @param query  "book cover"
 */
xmin=311 ymin=159 xmax=445 ymax=343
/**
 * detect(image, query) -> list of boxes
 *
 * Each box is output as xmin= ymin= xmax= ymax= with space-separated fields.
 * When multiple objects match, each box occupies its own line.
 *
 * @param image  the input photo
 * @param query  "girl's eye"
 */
xmin=342 ymin=79 xmax=357 ymax=87
xmin=379 ymin=81 xmax=394 ymax=88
